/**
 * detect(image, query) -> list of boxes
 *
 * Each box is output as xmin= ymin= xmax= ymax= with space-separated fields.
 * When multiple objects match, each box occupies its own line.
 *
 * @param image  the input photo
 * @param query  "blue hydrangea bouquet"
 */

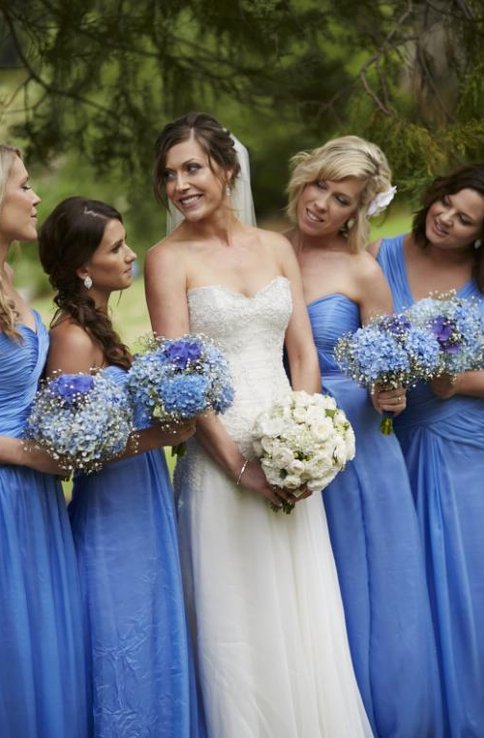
xmin=25 ymin=371 xmax=134 ymax=474
xmin=334 ymin=313 xmax=442 ymax=434
xmin=404 ymin=291 xmax=484 ymax=377
xmin=126 ymin=333 xmax=234 ymax=455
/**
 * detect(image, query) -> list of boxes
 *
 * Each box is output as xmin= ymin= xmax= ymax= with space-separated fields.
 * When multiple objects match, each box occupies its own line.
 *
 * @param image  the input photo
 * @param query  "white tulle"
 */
xmin=175 ymin=277 xmax=373 ymax=738
xmin=166 ymin=135 xmax=257 ymax=234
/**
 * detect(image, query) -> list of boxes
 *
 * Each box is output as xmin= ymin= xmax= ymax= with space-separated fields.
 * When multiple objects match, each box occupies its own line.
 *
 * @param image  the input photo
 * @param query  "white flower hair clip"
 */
xmin=367 ymin=185 xmax=397 ymax=217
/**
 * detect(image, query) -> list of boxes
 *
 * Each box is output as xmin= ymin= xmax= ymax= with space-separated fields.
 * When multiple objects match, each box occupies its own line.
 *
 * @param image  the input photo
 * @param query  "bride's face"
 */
xmin=163 ymin=135 xmax=229 ymax=222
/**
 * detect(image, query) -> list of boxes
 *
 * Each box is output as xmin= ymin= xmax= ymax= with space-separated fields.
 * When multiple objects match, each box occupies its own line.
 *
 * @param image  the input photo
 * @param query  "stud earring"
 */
xmin=474 ymin=238 xmax=482 ymax=250
xmin=83 ymin=275 xmax=93 ymax=289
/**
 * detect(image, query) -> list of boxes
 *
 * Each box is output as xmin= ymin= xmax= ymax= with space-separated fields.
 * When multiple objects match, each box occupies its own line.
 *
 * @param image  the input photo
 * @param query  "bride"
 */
xmin=145 ymin=112 xmax=373 ymax=738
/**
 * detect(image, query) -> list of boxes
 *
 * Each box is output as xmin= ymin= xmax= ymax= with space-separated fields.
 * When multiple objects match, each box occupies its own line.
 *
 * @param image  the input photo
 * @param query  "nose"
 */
xmin=174 ymin=171 xmax=189 ymax=192
xmin=313 ymin=191 xmax=329 ymax=211
xmin=32 ymin=189 xmax=41 ymax=206
xmin=125 ymin=245 xmax=137 ymax=261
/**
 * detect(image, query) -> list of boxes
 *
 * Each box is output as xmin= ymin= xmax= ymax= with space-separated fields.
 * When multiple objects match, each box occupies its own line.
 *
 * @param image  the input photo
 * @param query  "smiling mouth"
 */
xmin=178 ymin=194 xmax=202 ymax=208
xmin=306 ymin=208 xmax=324 ymax=223
xmin=432 ymin=220 xmax=449 ymax=237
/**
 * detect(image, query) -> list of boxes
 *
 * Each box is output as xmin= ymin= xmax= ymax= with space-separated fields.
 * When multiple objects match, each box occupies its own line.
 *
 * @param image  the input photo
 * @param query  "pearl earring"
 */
xmin=83 ymin=275 xmax=93 ymax=289
xmin=474 ymin=239 xmax=482 ymax=250
xmin=225 ymin=184 xmax=231 ymax=198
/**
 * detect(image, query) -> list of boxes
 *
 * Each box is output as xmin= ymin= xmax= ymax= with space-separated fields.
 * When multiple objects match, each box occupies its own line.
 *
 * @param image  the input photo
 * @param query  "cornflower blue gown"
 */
xmin=0 ymin=311 xmax=88 ymax=738
xmin=377 ymin=235 xmax=484 ymax=737
xmin=308 ymin=293 xmax=443 ymax=738
xmin=69 ymin=365 xmax=205 ymax=738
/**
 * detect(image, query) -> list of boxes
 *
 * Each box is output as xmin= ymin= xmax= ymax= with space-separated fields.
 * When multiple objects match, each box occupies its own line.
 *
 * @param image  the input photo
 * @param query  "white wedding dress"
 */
xmin=175 ymin=276 xmax=373 ymax=738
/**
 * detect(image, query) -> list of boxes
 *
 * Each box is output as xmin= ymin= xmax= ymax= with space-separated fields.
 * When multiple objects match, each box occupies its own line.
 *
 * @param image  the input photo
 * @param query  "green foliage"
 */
xmin=0 ymin=0 xmax=483 ymax=236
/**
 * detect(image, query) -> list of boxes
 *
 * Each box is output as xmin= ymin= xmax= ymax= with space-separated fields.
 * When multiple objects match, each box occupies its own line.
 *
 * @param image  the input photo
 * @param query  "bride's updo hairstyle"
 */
xmin=287 ymin=135 xmax=393 ymax=253
xmin=39 ymin=196 xmax=132 ymax=369
xmin=0 ymin=144 xmax=23 ymax=341
xmin=153 ymin=112 xmax=241 ymax=206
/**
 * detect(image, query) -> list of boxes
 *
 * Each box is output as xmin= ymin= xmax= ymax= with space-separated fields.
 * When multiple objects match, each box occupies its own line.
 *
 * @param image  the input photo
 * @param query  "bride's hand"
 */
xmin=237 ymin=460 xmax=300 ymax=509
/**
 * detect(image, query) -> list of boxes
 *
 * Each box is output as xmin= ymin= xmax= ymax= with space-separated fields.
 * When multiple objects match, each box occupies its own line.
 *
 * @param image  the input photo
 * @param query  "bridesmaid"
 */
xmin=38 ymin=196 xmax=205 ymax=738
xmin=370 ymin=164 xmax=484 ymax=737
xmin=0 ymin=146 xmax=88 ymax=736
xmin=286 ymin=135 xmax=443 ymax=737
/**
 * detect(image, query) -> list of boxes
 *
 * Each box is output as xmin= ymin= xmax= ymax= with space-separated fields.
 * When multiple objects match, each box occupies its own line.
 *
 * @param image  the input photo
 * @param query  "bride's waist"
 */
xmin=219 ymin=376 xmax=291 ymax=451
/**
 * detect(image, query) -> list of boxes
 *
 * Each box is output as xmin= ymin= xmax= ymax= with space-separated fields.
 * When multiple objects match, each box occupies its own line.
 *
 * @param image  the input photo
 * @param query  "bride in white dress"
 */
xmin=145 ymin=112 xmax=373 ymax=738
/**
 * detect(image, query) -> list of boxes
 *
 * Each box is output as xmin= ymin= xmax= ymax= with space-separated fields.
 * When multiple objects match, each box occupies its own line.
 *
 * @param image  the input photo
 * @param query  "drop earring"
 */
xmin=225 ymin=184 xmax=231 ymax=198
xmin=83 ymin=275 xmax=93 ymax=289
xmin=474 ymin=238 xmax=482 ymax=250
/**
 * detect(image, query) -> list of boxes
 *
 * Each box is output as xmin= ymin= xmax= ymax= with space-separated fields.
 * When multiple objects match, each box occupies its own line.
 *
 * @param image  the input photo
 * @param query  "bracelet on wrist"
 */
xmin=236 ymin=458 xmax=250 ymax=486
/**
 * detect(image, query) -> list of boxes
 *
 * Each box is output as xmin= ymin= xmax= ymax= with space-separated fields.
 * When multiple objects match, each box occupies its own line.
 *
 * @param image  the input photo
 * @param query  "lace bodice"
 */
xmin=187 ymin=276 xmax=292 ymax=453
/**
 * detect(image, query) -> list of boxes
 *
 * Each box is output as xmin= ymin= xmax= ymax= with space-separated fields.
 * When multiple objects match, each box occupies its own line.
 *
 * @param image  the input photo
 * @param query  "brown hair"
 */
xmin=39 ymin=196 xmax=132 ymax=368
xmin=153 ymin=112 xmax=240 ymax=206
xmin=0 ymin=144 xmax=23 ymax=340
xmin=412 ymin=164 xmax=484 ymax=291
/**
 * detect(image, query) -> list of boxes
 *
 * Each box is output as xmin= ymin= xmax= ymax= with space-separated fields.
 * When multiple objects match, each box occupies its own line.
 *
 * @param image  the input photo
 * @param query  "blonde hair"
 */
xmin=0 ymin=144 xmax=23 ymax=340
xmin=287 ymin=135 xmax=392 ymax=252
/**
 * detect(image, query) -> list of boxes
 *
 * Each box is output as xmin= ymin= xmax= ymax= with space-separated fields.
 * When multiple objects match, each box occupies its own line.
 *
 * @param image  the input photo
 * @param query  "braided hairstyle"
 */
xmin=153 ymin=111 xmax=241 ymax=207
xmin=287 ymin=135 xmax=393 ymax=253
xmin=0 ymin=144 xmax=23 ymax=340
xmin=39 ymin=196 xmax=132 ymax=368
xmin=412 ymin=164 xmax=484 ymax=292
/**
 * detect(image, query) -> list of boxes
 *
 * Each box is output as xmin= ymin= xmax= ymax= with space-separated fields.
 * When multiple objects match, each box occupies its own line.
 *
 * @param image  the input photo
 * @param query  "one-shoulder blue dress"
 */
xmin=308 ymin=293 xmax=443 ymax=738
xmin=377 ymin=235 xmax=484 ymax=737
xmin=69 ymin=365 xmax=205 ymax=738
xmin=0 ymin=311 xmax=88 ymax=737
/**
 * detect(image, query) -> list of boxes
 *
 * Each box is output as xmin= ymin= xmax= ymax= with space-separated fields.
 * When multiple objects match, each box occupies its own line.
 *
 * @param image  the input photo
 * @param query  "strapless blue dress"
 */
xmin=69 ymin=365 xmax=205 ymax=738
xmin=308 ymin=293 xmax=443 ymax=737
xmin=0 ymin=311 xmax=88 ymax=737
xmin=378 ymin=235 xmax=484 ymax=737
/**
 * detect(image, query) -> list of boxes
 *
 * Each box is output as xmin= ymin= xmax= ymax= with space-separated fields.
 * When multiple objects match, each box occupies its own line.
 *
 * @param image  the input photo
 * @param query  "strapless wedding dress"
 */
xmin=175 ymin=277 xmax=373 ymax=738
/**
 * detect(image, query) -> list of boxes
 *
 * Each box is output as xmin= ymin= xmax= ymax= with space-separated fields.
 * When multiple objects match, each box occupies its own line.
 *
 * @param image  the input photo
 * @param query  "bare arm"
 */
xmin=279 ymin=238 xmax=320 ymax=394
xmin=431 ymin=370 xmax=484 ymax=400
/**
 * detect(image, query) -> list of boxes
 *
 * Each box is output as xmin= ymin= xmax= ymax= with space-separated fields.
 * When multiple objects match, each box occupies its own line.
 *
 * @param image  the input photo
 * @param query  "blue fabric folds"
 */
xmin=0 ymin=313 xmax=88 ymax=738
xmin=69 ymin=365 xmax=205 ymax=738
xmin=378 ymin=235 xmax=484 ymax=737
xmin=308 ymin=293 xmax=443 ymax=738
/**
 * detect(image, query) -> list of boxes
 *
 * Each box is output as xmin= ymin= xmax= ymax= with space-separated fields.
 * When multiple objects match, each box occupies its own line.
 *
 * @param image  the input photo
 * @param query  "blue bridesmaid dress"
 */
xmin=308 ymin=294 xmax=443 ymax=738
xmin=378 ymin=235 xmax=484 ymax=737
xmin=69 ymin=365 xmax=205 ymax=738
xmin=0 ymin=311 xmax=88 ymax=738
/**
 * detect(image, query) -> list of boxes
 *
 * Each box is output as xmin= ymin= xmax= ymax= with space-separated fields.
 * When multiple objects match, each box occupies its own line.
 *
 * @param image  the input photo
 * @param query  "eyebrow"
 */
xmin=165 ymin=158 xmax=202 ymax=169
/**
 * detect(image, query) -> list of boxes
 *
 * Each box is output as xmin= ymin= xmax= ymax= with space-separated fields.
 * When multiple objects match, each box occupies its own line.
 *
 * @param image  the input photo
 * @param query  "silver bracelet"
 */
xmin=236 ymin=458 xmax=249 ymax=486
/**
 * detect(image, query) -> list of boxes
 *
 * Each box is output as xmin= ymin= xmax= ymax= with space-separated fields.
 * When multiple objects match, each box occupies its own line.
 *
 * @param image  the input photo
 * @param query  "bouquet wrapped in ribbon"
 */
xmin=25 ymin=371 xmax=134 ymax=474
xmin=251 ymin=390 xmax=355 ymax=513
xmin=334 ymin=313 xmax=441 ymax=433
xmin=404 ymin=291 xmax=484 ymax=377
xmin=125 ymin=334 xmax=234 ymax=451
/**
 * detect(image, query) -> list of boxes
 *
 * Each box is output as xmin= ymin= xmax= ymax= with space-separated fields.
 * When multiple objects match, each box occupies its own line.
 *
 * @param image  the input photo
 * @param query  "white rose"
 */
xmin=284 ymin=474 xmax=303 ymax=489
xmin=310 ymin=469 xmax=339 ymax=491
xmin=344 ymin=427 xmax=356 ymax=459
xmin=333 ymin=436 xmax=348 ymax=466
xmin=318 ymin=393 xmax=337 ymax=411
xmin=333 ymin=409 xmax=348 ymax=426
xmin=310 ymin=417 xmax=335 ymax=442
xmin=271 ymin=446 xmax=296 ymax=467
xmin=258 ymin=415 xmax=285 ymax=437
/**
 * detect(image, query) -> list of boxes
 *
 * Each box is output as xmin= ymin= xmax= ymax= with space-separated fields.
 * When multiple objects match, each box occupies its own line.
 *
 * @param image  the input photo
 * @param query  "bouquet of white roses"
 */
xmin=251 ymin=390 xmax=355 ymax=513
